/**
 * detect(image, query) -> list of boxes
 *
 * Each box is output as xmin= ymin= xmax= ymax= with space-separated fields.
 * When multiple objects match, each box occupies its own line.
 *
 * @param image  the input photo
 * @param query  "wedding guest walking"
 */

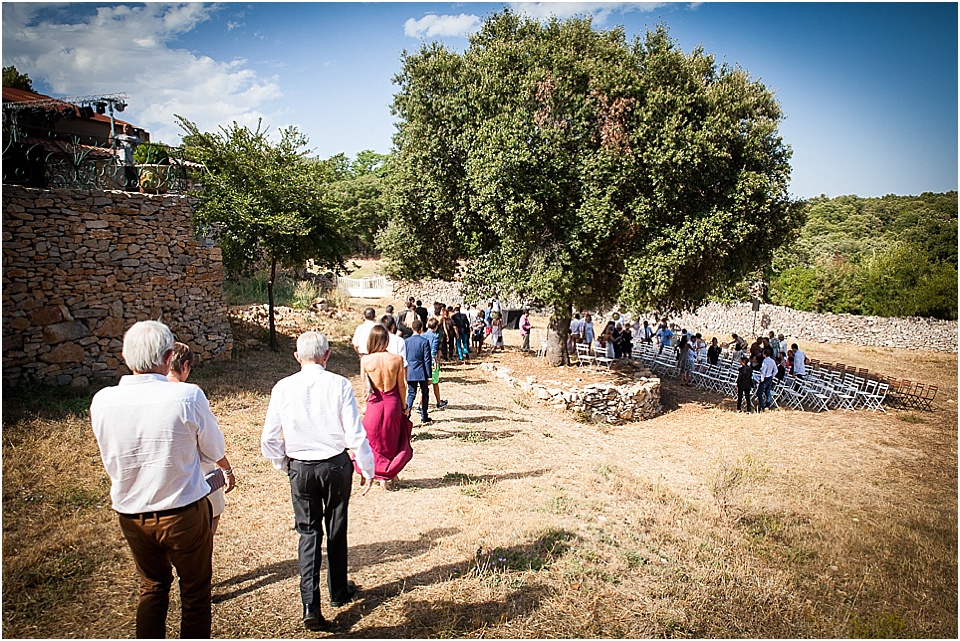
xmin=360 ymin=325 xmax=414 ymax=489
xmin=261 ymin=331 xmax=375 ymax=632
xmin=91 ymin=321 xmax=235 ymax=638
xmin=404 ymin=319 xmax=434 ymax=424
xmin=167 ymin=342 xmax=227 ymax=537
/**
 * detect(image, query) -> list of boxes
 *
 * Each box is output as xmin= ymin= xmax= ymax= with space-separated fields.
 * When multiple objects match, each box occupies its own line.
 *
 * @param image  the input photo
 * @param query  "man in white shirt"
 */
xmin=758 ymin=347 xmax=778 ymax=411
xmin=791 ymin=343 xmax=807 ymax=378
xmin=380 ymin=314 xmax=408 ymax=369
xmin=261 ymin=331 xmax=375 ymax=632
xmin=351 ymin=307 xmax=378 ymax=356
xmin=90 ymin=321 xmax=235 ymax=639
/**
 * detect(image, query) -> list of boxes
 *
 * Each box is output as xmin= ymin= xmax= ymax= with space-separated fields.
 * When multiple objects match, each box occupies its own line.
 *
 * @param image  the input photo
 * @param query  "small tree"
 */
xmin=177 ymin=116 xmax=349 ymax=350
xmin=3 ymin=66 xmax=34 ymax=91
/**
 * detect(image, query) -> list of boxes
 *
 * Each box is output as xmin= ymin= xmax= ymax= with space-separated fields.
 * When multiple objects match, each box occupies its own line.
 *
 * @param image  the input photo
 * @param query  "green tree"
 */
xmin=321 ymin=150 xmax=392 ymax=255
xmin=3 ymin=65 xmax=34 ymax=91
xmin=383 ymin=12 xmax=797 ymax=363
xmin=176 ymin=116 xmax=349 ymax=350
xmin=767 ymin=191 xmax=958 ymax=319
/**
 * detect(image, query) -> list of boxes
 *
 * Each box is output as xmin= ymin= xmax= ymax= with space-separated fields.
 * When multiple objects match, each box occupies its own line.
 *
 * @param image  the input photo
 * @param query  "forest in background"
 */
xmin=764 ymin=192 xmax=958 ymax=320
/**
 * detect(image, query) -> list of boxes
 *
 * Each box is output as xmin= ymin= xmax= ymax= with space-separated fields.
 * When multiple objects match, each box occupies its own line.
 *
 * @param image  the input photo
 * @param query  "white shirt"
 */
xmin=90 ymin=373 xmax=226 ymax=514
xmin=569 ymin=318 xmax=583 ymax=336
xmin=351 ymin=320 xmax=377 ymax=354
xmin=793 ymin=349 xmax=807 ymax=375
xmin=760 ymin=355 xmax=778 ymax=380
xmin=261 ymin=363 xmax=374 ymax=478
xmin=387 ymin=331 xmax=408 ymax=367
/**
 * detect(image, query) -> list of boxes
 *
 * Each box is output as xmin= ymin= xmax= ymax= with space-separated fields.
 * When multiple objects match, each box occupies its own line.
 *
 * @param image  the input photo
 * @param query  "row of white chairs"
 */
xmin=630 ymin=339 xmax=888 ymax=412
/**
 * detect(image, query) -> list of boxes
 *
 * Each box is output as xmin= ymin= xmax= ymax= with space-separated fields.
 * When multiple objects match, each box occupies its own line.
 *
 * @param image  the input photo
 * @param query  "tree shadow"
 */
xmin=436 ymin=375 xmax=485 ymax=386
xmin=213 ymin=528 xmax=460 ymax=604
xmin=658 ymin=379 xmax=725 ymax=413
xmin=327 ymin=529 xmax=574 ymax=636
xmin=396 ymin=468 xmax=550 ymax=491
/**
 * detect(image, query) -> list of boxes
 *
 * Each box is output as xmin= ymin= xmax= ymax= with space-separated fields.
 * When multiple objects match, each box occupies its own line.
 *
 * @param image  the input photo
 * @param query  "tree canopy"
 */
xmin=177 ymin=116 xmax=349 ymax=349
xmin=3 ymin=65 xmax=34 ymax=91
xmin=380 ymin=11 xmax=797 ymax=362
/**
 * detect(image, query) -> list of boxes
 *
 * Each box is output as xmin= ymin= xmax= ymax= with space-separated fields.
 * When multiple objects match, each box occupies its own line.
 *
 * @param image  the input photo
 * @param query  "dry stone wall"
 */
xmin=3 ymin=185 xmax=232 ymax=386
xmin=670 ymin=301 xmax=957 ymax=353
xmin=480 ymin=361 xmax=662 ymax=424
xmin=391 ymin=280 xmax=956 ymax=352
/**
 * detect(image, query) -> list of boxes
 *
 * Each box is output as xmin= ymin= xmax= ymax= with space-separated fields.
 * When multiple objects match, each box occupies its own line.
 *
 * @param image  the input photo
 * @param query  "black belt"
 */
xmin=118 ymin=498 xmax=201 ymax=520
xmin=290 ymin=450 xmax=349 ymax=465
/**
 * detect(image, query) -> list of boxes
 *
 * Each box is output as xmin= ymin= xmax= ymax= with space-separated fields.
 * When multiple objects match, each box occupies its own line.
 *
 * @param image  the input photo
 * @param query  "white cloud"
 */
xmin=509 ymin=2 xmax=667 ymax=24
xmin=2 ymin=3 xmax=280 ymax=145
xmin=404 ymin=13 xmax=482 ymax=38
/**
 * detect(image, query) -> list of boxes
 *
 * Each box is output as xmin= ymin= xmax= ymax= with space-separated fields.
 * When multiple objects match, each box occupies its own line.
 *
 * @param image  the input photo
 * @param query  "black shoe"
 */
xmin=331 ymin=581 xmax=357 ymax=608
xmin=437 ymin=400 xmax=448 ymax=409
xmin=302 ymin=604 xmax=328 ymax=631
xmin=421 ymin=416 xmax=433 ymax=424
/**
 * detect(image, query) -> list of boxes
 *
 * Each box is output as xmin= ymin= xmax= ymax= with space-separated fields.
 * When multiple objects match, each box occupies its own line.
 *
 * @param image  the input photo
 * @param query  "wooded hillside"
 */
xmin=767 ymin=192 xmax=958 ymax=319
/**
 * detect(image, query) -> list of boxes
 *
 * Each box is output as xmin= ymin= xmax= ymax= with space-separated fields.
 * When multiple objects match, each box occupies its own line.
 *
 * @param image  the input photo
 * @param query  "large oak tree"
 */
xmin=381 ymin=12 xmax=800 ymax=364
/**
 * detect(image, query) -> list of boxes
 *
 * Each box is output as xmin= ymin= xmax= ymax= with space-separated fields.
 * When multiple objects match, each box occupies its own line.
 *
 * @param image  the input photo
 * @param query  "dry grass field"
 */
xmin=2 ymin=302 xmax=957 ymax=638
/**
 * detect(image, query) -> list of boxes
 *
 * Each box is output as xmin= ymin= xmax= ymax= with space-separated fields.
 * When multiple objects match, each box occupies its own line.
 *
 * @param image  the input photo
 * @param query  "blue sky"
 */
xmin=3 ymin=2 xmax=957 ymax=199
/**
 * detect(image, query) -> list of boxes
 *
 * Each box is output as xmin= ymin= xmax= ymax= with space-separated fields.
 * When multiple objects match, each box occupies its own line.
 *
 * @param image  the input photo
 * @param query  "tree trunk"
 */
xmin=545 ymin=311 xmax=572 ymax=366
xmin=268 ymin=256 xmax=278 ymax=352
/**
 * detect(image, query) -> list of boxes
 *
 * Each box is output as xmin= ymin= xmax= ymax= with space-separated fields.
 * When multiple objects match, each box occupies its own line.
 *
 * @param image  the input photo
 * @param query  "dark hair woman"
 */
xmin=359 ymin=325 xmax=412 ymax=490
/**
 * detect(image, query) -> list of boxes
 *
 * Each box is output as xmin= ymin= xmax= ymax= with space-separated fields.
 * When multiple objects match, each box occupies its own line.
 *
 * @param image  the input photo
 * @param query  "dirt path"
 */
xmin=3 ymin=311 xmax=957 ymax=638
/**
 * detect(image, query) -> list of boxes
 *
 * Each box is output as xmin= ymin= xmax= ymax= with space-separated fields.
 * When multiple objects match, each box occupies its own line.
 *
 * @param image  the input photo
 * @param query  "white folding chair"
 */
xmin=859 ymin=382 xmax=889 ymax=413
xmin=575 ymin=342 xmax=595 ymax=368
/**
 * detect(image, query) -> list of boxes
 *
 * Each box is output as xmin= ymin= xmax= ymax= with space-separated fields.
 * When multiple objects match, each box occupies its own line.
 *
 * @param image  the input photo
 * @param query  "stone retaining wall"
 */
xmin=3 ymin=185 xmax=232 ymax=386
xmin=670 ymin=301 xmax=957 ymax=353
xmin=480 ymin=361 xmax=662 ymax=424
xmin=390 ymin=280 xmax=956 ymax=352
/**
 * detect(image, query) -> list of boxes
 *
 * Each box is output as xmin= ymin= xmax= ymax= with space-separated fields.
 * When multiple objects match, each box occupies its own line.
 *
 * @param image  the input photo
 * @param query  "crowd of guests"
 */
xmin=567 ymin=314 xmax=810 ymax=412
xmin=370 ymin=297 xmax=527 ymax=361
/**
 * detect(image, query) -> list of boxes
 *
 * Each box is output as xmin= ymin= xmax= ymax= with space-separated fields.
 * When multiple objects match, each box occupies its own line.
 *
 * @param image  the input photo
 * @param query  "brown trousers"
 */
xmin=118 ymin=499 xmax=213 ymax=638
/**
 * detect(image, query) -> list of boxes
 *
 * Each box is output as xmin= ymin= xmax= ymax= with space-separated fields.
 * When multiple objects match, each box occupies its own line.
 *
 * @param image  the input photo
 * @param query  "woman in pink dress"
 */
xmin=358 ymin=325 xmax=413 ymax=490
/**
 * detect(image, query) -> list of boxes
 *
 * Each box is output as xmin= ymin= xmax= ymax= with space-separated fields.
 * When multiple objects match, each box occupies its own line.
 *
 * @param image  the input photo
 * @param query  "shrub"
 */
xmin=133 ymin=142 xmax=170 ymax=165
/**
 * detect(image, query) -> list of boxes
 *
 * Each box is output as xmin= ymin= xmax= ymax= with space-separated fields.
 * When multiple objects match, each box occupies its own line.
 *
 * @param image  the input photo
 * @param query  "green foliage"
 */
xmin=768 ymin=192 xmax=958 ymax=319
xmin=178 ymin=115 xmax=351 ymax=348
xmin=178 ymin=116 xmax=350 ymax=277
xmin=383 ymin=12 xmax=796 ymax=320
xmin=132 ymin=142 xmax=170 ymax=165
xmin=291 ymin=280 xmax=320 ymax=309
xmin=3 ymin=65 xmax=33 ymax=91
xmin=223 ymin=273 xmax=296 ymax=306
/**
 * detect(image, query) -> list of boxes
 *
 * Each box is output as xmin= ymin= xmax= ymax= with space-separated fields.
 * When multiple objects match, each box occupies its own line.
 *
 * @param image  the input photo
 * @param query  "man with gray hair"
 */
xmin=261 ymin=331 xmax=375 ymax=631
xmin=91 ymin=320 xmax=235 ymax=638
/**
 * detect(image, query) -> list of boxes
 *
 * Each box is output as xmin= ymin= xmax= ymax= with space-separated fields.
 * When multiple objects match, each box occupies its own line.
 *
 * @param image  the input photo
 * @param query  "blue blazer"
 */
xmin=404 ymin=333 xmax=433 ymax=381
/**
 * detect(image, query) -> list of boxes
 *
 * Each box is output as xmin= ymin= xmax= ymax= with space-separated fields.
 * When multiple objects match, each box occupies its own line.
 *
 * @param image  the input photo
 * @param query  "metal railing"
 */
xmin=2 ymin=126 xmax=193 ymax=194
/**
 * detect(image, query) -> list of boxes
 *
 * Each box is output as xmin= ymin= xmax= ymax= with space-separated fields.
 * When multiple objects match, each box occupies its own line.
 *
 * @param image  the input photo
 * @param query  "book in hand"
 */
xmin=205 ymin=469 xmax=226 ymax=494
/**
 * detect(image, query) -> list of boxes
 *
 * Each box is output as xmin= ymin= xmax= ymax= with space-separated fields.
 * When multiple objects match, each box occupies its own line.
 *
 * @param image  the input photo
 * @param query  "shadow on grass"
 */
xmin=214 ymin=528 xmax=461 ymax=604
xmin=329 ymin=529 xmax=574 ymax=637
xmin=396 ymin=468 xmax=550 ymax=491
xmin=213 ymin=557 xmax=299 ymax=604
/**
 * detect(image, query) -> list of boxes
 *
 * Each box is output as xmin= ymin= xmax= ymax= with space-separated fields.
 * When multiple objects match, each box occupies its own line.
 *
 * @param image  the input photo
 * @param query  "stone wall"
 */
xmin=3 ymin=185 xmax=232 ymax=386
xmin=391 ymin=280 xmax=956 ymax=353
xmin=480 ymin=361 xmax=662 ymax=424
xmin=669 ymin=301 xmax=957 ymax=353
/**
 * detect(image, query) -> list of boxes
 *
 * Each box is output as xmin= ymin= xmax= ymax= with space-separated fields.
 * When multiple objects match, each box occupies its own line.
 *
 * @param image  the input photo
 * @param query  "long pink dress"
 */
xmin=360 ymin=384 xmax=413 ymax=481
